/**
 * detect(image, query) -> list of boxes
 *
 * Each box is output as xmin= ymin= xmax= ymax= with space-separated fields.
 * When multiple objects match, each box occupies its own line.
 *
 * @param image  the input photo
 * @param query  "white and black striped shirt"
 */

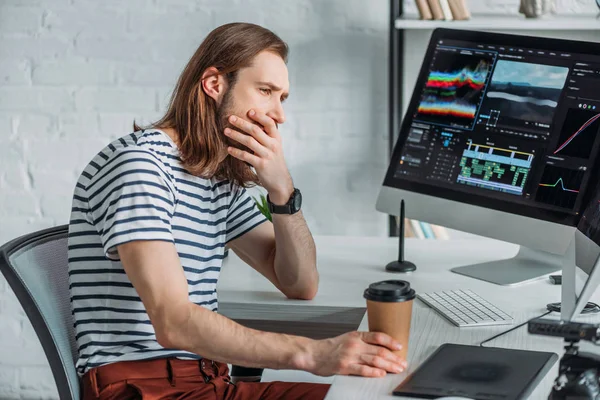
xmin=68 ymin=129 xmax=266 ymax=375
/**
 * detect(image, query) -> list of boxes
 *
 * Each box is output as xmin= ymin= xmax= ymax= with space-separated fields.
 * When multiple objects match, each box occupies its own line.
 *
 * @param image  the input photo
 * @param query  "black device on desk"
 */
xmin=529 ymin=318 xmax=600 ymax=399
xmin=393 ymin=343 xmax=557 ymax=399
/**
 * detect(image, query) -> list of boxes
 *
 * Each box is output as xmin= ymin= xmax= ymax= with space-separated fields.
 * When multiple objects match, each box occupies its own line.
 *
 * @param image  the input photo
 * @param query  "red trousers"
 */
xmin=82 ymin=357 xmax=330 ymax=400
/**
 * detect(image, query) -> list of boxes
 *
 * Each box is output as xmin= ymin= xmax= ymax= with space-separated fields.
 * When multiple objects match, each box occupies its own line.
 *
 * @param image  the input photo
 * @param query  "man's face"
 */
xmin=218 ymin=51 xmax=289 ymax=151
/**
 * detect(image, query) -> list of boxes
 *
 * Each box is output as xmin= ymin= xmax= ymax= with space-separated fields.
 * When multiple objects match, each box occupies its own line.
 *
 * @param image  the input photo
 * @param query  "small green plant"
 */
xmin=254 ymin=194 xmax=272 ymax=222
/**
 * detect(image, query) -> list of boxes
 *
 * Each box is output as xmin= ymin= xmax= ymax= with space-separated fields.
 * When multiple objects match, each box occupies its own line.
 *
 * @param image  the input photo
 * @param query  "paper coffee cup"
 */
xmin=363 ymin=280 xmax=415 ymax=361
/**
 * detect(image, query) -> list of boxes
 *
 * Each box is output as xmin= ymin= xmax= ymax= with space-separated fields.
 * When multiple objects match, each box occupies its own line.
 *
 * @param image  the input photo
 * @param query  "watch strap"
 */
xmin=267 ymin=188 xmax=300 ymax=215
xmin=268 ymin=200 xmax=293 ymax=214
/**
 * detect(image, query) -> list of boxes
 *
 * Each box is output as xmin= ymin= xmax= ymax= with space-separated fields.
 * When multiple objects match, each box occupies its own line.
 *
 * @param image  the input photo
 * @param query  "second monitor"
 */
xmin=377 ymin=28 xmax=600 ymax=285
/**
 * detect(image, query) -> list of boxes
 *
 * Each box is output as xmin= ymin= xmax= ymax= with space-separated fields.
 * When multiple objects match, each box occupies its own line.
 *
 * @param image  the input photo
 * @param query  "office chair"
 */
xmin=0 ymin=225 xmax=80 ymax=400
xmin=0 ymin=225 xmax=263 ymax=399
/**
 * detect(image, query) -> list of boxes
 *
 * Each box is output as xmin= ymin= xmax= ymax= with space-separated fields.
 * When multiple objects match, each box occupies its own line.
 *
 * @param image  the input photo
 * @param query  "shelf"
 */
xmin=395 ymin=15 xmax=600 ymax=31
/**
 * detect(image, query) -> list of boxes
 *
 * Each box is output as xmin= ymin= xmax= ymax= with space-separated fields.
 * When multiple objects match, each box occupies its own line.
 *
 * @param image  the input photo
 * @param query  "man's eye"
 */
xmin=260 ymin=88 xmax=271 ymax=95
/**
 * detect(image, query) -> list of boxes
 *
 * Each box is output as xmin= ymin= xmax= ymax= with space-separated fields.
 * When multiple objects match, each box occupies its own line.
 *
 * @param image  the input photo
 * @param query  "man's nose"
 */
xmin=268 ymin=102 xmax=286 ymax=125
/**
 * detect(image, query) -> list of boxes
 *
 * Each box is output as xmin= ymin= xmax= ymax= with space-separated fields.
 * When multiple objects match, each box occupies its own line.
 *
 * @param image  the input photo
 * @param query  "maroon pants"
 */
xmin=82 ymin=357 xmax=330 ymax=400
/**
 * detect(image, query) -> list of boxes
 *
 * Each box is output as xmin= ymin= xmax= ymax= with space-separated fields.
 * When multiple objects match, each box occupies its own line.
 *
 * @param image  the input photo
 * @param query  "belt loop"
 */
xmin=90 ymin=369 xmax=100 ymax=398
xmin=167 ymin=359 xmax=176 ymax=387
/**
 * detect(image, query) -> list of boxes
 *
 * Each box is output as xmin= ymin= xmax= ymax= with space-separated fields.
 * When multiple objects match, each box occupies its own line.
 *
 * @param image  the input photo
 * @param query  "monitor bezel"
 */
xmin=383 ymin=28 xmax=600 ymax=227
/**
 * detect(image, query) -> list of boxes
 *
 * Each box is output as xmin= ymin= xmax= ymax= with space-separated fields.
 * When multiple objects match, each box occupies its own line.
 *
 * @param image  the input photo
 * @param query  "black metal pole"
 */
xmin=388 ymin=0 xmax=404 ymax=237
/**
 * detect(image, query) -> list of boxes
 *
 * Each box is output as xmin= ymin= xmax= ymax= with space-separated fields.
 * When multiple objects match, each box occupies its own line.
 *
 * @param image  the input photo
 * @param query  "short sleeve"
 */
xmin=226 ymin=186 xmax=267 ymax=243
xmin=86 ymin=149 xmax=176 ymax=260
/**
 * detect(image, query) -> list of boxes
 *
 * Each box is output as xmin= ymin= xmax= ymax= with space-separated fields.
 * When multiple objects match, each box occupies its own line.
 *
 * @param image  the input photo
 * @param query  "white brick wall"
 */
xmin=0 ymin=0 xmax=597 ymax=398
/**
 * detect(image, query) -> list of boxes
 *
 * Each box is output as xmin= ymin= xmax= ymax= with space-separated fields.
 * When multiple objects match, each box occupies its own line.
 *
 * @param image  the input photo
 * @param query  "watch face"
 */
xmin=293 ymin=189 xmax=302 ymax=210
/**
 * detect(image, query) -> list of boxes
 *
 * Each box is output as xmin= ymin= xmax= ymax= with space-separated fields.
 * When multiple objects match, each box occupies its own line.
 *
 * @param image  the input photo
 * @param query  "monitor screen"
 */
xmin=383 ymin=29 xmax=600 ymax=226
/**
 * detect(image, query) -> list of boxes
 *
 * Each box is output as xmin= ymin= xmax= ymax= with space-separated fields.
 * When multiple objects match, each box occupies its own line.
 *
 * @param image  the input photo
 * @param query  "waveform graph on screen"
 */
xmin=554 ymin=108 xmax=600 ymax=159
xmin=535 ymin=165 xmax=583 ymax=210
xmin=416 ymin=52 xmax=492 ymax=129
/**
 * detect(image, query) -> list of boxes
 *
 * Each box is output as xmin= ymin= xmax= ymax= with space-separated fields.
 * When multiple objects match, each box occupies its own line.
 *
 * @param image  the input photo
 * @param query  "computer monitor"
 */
xmin=377 ymin=28 xmax=600 ymax=286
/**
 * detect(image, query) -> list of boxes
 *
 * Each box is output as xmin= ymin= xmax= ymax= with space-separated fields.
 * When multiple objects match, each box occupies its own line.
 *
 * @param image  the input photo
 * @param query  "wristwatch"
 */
xmin=267 ymin=188 xmax=302 ymax=215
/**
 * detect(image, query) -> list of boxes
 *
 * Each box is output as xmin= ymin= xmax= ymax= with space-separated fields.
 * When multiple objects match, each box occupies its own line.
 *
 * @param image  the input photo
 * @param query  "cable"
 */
xmin=479 ymin=301 xmax=600 ymax=347
xmin=546 ymin=301 xmax=600 ymax=314
xmin=479 ymin=311 xmax=552 ymax=347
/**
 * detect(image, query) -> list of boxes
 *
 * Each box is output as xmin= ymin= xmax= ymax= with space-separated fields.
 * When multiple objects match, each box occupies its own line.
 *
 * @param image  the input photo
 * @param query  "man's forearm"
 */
xmin=271 ymin=210 xmax=319 ymax=299
xmin=164 ymin=302 xmax=315 ymax=370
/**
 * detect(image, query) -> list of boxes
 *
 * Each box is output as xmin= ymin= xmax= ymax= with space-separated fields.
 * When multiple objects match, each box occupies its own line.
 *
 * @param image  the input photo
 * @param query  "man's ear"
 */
xmin=201 ymin=67 xmax=227 ymax=104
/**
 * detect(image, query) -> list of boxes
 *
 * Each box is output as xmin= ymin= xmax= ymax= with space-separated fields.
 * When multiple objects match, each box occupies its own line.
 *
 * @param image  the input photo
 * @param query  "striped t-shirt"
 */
xmin=67 ymin=129 xmax=267 ymax=375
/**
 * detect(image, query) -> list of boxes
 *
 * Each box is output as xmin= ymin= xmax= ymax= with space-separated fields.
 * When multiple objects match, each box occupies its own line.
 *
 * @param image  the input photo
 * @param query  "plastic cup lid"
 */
xmin=363 ymin=280 xmax=416 ymax=302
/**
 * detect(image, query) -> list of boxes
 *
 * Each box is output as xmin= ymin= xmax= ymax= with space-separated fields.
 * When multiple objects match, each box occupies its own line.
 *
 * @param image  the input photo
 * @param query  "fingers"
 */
xmin=247 ymin=110 xmax=279 ymax=139
xmin=224 ymin=127 xmax=267 ymax=157
xmin=227 ymin=146 xmax=261 ymax=167
xmin=364 ymin=345 xmax=407 ymax=368
xmin=360 ymin=354 xmax=405 ymax=374
xmin=347 ymin=364 xmax=387 ymax=378
xmin=361 ymin=332 xmax=403 ymax=352
xmin=228 ymin=115 xmax=272 ymax=146
xmin=360 ymin=332 xmax=406 ymax=369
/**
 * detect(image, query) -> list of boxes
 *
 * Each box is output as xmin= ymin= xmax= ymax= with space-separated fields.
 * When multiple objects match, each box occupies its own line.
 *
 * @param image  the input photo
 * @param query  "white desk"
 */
xmin=218 ymin=236 xmax=600 ymax=400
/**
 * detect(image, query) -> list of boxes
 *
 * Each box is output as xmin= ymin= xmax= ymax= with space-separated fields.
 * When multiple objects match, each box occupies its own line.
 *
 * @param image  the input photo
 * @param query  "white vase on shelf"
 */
xmin=518 ymin=0 xmax=557 ymax=18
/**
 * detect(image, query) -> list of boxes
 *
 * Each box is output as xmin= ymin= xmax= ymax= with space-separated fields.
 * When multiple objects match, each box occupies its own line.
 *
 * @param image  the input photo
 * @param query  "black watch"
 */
xmin=267 ymin=188 xmax=302 ymax=215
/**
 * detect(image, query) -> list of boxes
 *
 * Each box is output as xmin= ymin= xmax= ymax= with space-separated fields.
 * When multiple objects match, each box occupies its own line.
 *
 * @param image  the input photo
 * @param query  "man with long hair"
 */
xmin=68 ymin=23 xmax=405 ymax=400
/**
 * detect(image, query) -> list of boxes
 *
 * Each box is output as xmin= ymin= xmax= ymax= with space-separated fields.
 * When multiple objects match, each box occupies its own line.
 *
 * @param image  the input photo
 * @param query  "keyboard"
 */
xmin=417 ymin=289 xmax=514 ymax=327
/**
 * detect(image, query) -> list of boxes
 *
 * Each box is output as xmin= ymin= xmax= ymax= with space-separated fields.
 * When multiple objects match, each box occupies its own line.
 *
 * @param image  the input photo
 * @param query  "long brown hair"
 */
xmin=134 ymin=23 xmax=288 ymax=187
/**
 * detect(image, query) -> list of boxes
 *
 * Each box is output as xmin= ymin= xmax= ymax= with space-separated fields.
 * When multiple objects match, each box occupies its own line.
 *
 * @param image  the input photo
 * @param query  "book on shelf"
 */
xmin=403 ymin=218 xmax=416 ymax=238
xmin=431 ymin=224 xmax=450 ymax=240
xmin=426 ymin=0 xmax=445 ymax=20
xmin=448 ymin=0 xmax=471 ymax=20
xmin=409 ymin=219 xmax=426 ymax=239
xmin=419 ymin=221 xmax=436 ymax=239
xmin=415 ymin=0 xmax=433 ymax=20
xmin=415 ymin=0 xmax=471 ymax=21
xmin=403 ymin=219 xmax=450 ymax=240
xmin=438 ymin=0 xmax=454 ymax=20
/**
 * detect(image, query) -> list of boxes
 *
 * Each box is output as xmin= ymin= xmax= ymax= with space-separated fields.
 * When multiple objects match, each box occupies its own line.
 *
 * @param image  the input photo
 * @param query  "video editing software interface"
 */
xmin=394 ymin=38 xmax=600 ymax=217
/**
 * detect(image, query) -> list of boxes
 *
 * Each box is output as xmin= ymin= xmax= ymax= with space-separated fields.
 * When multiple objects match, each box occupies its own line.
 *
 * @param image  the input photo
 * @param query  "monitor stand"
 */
xmin=450 ymin=246 xmax=563 ymax=286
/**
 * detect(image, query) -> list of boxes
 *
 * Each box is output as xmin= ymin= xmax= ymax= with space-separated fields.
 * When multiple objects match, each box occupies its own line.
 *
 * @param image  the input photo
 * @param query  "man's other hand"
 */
xmin=295 ymin=331 xmax=408 ymax=378
xmin=224 ymin=110 xmax=293 ymax=204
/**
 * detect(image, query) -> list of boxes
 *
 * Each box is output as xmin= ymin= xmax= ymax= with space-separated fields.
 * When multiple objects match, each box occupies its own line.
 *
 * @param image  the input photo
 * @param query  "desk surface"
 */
xmin=218 ymin=236 xmax=600 ymax=400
